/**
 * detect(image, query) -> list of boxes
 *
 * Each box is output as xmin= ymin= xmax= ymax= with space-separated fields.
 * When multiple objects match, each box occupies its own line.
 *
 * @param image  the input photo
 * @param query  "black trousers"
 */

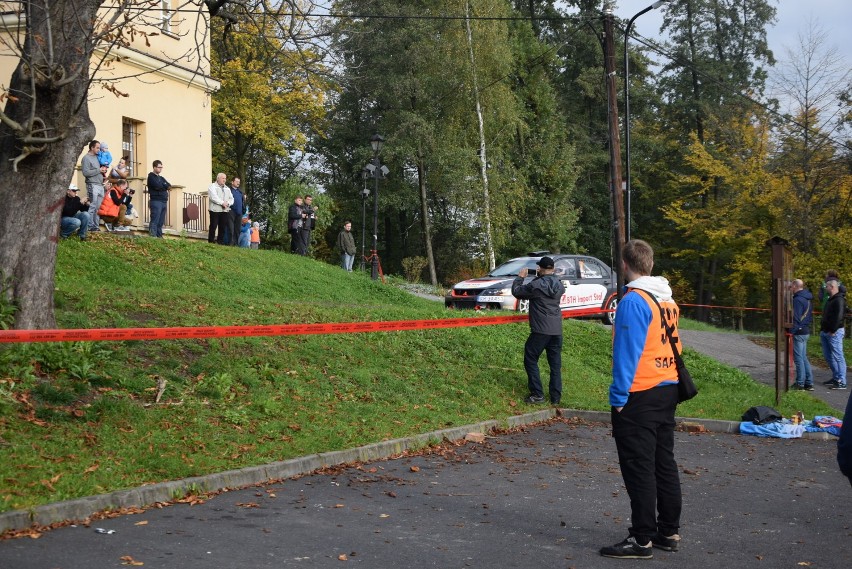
xmin=208 ymin=211 xmax=228 ymax=244
xmin=298 ymin=228 xmax=311 ymax=256
xmin=611 ymin=384 xmax=681 ymax=544
xmin=523 ymin=332 xmax=563 ymax=403
xmin=229 ymin=209 xmax=242 ymax=246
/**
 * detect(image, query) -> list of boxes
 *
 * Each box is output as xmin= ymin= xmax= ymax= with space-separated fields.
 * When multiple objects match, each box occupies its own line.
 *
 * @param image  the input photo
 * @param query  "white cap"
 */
xmin=68 ymin=184 xmax=78 ymax=190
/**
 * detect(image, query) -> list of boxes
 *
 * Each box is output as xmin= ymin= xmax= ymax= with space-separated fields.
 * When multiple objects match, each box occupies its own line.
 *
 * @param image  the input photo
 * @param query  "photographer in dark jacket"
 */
xmin=60 ymin=184 xmax=91 ymax=240
xmin=299 ymin=194 xmax=317 ymax=256
xmin=511 ymin=257 xmax=566 ymax=405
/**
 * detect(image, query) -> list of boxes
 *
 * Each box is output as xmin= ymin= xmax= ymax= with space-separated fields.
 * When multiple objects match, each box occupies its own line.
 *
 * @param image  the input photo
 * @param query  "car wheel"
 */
xmin=601 ymin=294 xmax=617 ymax=325
xmin=517 ymin=299 xmax=529 ymax=313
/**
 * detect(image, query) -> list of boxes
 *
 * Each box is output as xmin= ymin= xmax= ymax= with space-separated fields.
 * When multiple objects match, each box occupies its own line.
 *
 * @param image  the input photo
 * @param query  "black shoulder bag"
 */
xmin=635 ymin=290 xmax=699 ymax=403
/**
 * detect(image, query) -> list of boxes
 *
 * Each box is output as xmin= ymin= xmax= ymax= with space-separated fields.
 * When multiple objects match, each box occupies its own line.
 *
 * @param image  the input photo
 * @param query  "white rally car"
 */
xmin=445 ymin=253 xmax=618 ymax=324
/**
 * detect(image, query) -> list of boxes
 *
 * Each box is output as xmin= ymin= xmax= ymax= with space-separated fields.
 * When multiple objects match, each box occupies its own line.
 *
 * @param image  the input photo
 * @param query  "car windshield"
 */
xmin=489 ymin=258 xmax=540 ymax=277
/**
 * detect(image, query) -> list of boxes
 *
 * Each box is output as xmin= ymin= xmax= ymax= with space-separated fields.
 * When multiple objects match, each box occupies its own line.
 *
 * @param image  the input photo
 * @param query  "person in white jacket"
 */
xmin=207 ymin=172 xmax=233 ymax=244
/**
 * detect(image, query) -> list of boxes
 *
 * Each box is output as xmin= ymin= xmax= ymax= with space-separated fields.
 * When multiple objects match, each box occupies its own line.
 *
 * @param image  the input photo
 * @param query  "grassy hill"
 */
xmin=0 ymin=234 xmax=835 ymax=513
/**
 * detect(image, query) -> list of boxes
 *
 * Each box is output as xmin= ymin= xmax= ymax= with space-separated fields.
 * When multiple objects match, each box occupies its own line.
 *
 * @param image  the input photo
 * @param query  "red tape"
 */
xmin=0 ymin=307 xmax=607 ymax=344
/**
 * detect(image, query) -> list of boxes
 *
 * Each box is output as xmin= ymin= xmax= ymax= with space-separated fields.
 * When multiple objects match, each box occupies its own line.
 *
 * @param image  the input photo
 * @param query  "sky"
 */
xmin=617 ymin=0 xmax=852 ymax=81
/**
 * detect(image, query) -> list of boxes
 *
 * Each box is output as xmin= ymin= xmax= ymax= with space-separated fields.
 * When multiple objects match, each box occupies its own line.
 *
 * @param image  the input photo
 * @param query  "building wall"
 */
xmin=0 ymin=4 xmax=219 ymax=235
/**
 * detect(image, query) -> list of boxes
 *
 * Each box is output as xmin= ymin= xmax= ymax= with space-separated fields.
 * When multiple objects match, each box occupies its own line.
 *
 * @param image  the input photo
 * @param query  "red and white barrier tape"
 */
xmin=0 ymin=307 xmax=607 ymax=344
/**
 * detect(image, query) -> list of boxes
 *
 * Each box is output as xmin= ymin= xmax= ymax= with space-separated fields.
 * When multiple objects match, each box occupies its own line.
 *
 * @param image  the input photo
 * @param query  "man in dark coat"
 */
xmin=789 ymin=279 xmax=814 ymax=390
xmin=511 ymin=256 xmax=566 ymax=405
xmin=287 ymin=196 xmax=304 ymax=254
xmin=820 ymin=279 xmax=847 ymax=389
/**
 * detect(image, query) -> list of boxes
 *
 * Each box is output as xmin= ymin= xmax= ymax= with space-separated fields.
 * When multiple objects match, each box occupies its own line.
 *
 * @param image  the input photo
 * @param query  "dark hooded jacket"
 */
xmin=511 ymin=274 xmax=565 ymax=335
xmin=791 ymin=288 xmax=814 ymax=335
xmin=821 ymin=291 xmax=846 ymax=333
xmin=839 ymin=394 xmax=852 ymax=486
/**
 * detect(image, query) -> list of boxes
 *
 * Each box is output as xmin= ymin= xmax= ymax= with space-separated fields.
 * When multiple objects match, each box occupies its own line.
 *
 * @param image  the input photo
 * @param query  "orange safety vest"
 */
xmin=97 ymin=190 xmax=120 ymax=218
xmin=627 ymin=289 xmax=681 ymax=392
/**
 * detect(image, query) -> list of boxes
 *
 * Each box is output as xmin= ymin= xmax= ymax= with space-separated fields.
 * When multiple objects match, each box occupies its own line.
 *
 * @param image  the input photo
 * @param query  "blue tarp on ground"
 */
xmin=739 ymin=421 xmax=805 ymax=438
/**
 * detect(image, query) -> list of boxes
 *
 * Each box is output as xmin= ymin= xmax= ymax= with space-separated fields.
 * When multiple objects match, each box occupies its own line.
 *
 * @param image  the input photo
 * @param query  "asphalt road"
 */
xmin=2 ymin=318 xmax=850 ymax=567
xmin=680 ymin=329 xmax=850 ymax=413
xmin=1 ymin=418 xmax=849 ymax=568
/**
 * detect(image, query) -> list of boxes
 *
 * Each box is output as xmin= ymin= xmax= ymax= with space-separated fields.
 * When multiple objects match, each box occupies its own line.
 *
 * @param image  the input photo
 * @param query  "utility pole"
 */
xmin=603 ymin=2 xmax=626 ymax=296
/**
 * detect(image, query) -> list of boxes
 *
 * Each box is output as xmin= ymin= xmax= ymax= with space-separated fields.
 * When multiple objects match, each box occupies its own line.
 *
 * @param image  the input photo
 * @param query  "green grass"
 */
xmin=0 ymin=234 xmax=838 ymax=513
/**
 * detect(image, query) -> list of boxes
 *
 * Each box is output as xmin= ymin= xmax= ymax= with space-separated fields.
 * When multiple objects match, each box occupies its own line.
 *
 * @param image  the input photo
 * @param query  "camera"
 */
xmin=129 ymin=189 xmax=135 ymax=195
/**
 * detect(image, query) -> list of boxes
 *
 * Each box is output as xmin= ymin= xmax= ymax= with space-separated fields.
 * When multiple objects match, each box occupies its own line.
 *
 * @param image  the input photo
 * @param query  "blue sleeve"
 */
xmin=609 ymin=293 xmax=652 ymax=407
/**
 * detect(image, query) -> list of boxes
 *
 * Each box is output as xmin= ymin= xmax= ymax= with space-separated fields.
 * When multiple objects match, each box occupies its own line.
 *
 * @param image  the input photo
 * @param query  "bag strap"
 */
xmin=630 ymin=288 xmax=682 ymax=361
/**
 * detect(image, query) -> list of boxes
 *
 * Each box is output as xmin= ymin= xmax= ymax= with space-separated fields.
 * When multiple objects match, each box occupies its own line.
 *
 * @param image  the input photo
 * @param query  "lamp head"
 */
xmin=370 ymin=133 xmax=384 ymax=154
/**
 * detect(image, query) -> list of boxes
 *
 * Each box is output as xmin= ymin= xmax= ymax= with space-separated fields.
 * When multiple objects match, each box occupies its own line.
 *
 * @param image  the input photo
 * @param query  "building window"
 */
xmin=122 ymin=117 xmax=143 ymax=177
xmin=161 ymin=0 xmax=172 ymax=33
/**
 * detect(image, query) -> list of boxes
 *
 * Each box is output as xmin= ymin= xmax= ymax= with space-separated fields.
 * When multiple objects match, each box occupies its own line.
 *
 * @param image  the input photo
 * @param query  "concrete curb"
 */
xmin=0 ymin=408 xmax=835 ymax=533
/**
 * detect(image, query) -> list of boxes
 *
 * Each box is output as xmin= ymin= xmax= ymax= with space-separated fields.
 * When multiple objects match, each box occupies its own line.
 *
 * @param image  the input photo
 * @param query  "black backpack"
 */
xmin=742 ymin=406 xmax=783 ymax=425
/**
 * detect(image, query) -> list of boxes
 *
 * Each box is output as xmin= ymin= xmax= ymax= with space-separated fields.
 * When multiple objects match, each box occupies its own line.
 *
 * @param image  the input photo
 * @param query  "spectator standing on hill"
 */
xmin=60 ymin=184 xmax=91 ymax=240
xmin=299 ymin=194 xmax=317 ymax=256
xmin=337 ymin=220 xmax=356 ymax=271
xmin=789 ymin=279 xmax=814 ymax=391
xmin=207 ymin=173 xmax=232 ymax=245
xmin=82 ymin=140 xmax=107 ymax=232
xmin=511 ymin=256 xmax=566 ymax=406
xmin=250 ymin=221 xmax=260 ymax=249
xmin=238 ymin=216 xmax=251 ymax=248
xmin=228 ymin=177 xmax=244 ymax=246
xmin=288 ymin=196 xmax=304 ymax=254
xmin=146 ymin=160 xmax=171 ymax=238
xmin=820 ymin=279 xmax=847 ymax=390
xmin=600 ymin=239 xmax=682 ymax=560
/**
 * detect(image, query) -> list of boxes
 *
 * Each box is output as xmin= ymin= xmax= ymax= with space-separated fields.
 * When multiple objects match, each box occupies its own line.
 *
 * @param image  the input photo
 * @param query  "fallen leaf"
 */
xmin=338 ymin=554 xmax=348 ymax=561
xmin=379 ymin=514 xmax=389 ymax=518
xmin=235 ymin=502 xmax=260 ymax=509
xmin=134 ymin=521 xmax=148 ymax=526
xmin=84 ymin=463 xmax=100 ymax=475
xmin=334 ymin=504 xmax=345 ymax=508
xmin=120 ymin=555 xmax=144 ymax=566
xmin=410 ymin=466 xmax=420 ymax=473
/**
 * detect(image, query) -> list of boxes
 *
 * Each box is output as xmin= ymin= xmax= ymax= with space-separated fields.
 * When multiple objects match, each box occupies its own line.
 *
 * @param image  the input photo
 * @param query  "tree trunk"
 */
xmin=416 ymin=154 xmax=437 ymax=286
xmin=0 ymin=1 xmax=100 ymax=329
xmin=465 ymin=1 xmax=496 ymax=270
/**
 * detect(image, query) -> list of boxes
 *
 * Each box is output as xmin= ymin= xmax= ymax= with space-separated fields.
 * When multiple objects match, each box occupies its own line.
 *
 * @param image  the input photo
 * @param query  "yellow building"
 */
xmin=0 ymin=2 xmax=219 ymax=235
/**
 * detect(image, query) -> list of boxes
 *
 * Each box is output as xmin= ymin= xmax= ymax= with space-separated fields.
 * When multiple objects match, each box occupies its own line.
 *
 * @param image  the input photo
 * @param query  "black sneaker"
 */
xmin=805 ymin=385 xmax=815 ymax=391
xmin=523 ymin=395 xmax=545 ymax=404
xmin=600 ymin=537 xmax=653 ymax=559
xmin=830 ymin=383 xmax=848 ymax=390
xmin=823 ymin=379 xmax=838 ymax=385
xmin=791 ymin=384 xmax=807 ymax=390
xmin=652 ymin=533 xmax=680 ymax=552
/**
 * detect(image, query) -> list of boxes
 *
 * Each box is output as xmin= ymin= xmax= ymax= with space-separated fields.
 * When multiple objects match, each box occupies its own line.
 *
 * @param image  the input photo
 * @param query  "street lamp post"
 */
xmin=365 ymin=134 xmax=388 ymax=281
xmin=624 ymin=0 xmax=666 ymax=241
xmin=359 ymin=170 xmax=370 ymax=272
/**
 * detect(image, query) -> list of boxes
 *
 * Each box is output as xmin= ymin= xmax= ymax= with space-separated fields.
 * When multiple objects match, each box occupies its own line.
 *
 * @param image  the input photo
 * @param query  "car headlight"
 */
xmin=482 ymin=288 xmax=511 ymax=296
